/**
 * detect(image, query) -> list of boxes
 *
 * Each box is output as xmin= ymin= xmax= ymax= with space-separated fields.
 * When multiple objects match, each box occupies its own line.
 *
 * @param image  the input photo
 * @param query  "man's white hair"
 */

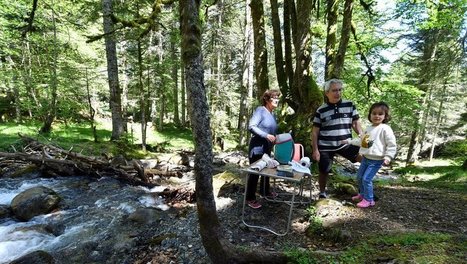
xmin=324 ymin=79 xmax=344 ymax=92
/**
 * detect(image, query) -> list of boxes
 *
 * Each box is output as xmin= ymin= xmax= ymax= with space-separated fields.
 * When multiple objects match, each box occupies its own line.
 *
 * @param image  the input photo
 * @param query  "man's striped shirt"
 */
xmin=313 ymin=100 xmax=360 ymax=151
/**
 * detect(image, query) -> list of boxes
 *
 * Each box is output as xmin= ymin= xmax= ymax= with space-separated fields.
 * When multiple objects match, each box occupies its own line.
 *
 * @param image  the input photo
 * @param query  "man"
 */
xmin=312 ymin=79 xmax=363 ymax=199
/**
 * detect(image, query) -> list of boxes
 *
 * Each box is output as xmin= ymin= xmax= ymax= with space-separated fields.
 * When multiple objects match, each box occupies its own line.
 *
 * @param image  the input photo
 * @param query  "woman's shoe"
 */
xmin=357 ymin=199 xmax=375 ymax=208
xmin=352 ymin=194 xmax=363 ymax=202
xmin=266 ymin=191 xmax=278 ymax=199
xmin=247 ymin=200 xmax=262 ymax=209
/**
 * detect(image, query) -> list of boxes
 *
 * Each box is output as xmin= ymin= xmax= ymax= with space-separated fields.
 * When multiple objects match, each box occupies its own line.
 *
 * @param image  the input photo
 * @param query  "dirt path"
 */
xmin=212 ymin=171 xmax=467 ymax=253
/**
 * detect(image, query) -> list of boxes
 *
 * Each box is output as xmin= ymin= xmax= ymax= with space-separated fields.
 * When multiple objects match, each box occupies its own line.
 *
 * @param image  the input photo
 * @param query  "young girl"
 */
xmin=343 ymin=102 xmax=397 ymax=208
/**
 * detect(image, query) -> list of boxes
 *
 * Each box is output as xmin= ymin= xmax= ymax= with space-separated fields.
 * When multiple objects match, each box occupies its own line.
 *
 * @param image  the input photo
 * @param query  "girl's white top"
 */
xmin=348 ymin=123 xmax=397 ymax=161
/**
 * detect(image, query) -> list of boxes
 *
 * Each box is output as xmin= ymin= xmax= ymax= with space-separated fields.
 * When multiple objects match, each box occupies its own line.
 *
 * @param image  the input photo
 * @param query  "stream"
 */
xmin=0 ymin=173 xmax=170 ymax=264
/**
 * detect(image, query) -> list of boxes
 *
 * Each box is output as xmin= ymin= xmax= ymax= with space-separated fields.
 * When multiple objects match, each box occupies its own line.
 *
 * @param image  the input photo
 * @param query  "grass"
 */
xmin=0 ymin=121 xmax=195 ymax=158
xmin=394 ymin=160 xmax=467 ymax=193
xmin=335 ymin=232 xmax=466 ymax=264
xmin=286 ymin=232 xmax=466 ymax=264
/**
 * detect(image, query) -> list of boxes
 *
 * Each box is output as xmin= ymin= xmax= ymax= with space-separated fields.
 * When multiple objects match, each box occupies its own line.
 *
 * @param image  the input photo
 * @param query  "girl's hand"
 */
xmin=267 ymin=134 xmax=276 ymax=143
xmin=341 ymin=139 xmax=349 ymax=144
xmin=383 ymin=159 xmax=390 ymax=166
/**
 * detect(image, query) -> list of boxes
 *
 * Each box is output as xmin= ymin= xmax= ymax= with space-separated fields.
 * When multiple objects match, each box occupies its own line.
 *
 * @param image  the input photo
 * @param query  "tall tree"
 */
xmin=39 ymin=0 xmax=58 ymax=133
xmin=270 ymin=0 xmax=288 ymax=93
xmin=180 ymin=0 xmax=288 ymax=262
xmin=102 ymin=0 xmax=125 ymax=140
xmin=238 ymin=0 xmax=254 ymax=147
xmin=277 ymin=0 xmax=322 ymax=150
xmin=250 ymin=0 xmax=269 ymax=99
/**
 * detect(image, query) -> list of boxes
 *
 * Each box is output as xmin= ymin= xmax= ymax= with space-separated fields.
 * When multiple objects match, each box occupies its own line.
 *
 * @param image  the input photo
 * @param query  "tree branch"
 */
xmin=351 ymin=23 xmax=377 ymax=94
xmin=22 ymin=0 xmax=39 ymax=38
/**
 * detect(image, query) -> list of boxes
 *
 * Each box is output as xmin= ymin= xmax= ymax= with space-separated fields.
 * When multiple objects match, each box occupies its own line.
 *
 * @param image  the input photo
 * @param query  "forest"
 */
xmin=0 ymin=0 xmax=466 ymax=263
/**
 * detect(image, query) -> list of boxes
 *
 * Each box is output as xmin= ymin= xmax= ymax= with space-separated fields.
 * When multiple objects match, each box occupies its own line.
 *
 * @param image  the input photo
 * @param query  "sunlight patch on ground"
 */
xmin=215 ymin=197 xmax=235 ymax=210
xmin=413 ymin=159 xmax=454 ymax=167
xmin=405 ymin=173 xmax=442 ymax=182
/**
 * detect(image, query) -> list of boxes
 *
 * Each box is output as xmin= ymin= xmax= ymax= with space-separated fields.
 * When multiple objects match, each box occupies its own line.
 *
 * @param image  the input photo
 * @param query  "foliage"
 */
xmin=436 ymin=139 xmax=467 ymax=161
xmin=284 ymin=248 xmax=317 ymax=264
xmin=394 ymin=162 xmax=467 ymax=192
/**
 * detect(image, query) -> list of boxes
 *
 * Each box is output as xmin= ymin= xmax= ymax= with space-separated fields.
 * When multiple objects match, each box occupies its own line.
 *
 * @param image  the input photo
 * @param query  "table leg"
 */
xmin=241 ymin=171 xmax=296 ymax=236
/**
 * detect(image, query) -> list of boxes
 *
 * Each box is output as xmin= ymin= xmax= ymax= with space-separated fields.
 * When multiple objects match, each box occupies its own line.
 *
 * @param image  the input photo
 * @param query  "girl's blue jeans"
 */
xmin=357 ymin=157 xmax=384 ymax=202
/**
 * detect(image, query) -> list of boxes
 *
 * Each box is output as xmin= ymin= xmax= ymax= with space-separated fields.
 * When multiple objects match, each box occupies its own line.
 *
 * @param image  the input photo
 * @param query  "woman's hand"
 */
xmin=266 ymin=134 xmax=276 ymax=143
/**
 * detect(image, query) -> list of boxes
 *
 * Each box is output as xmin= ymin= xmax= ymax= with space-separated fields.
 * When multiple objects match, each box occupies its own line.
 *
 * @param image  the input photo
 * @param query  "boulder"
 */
xmin=9 ymin=250 xmax=55 ymax=264
xmin=11 ymin=186 xmax=61 ymax=221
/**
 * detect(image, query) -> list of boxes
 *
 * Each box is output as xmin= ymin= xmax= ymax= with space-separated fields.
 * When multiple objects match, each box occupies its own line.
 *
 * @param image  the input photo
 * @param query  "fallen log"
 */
xmin=0 ymin=136 xmax=152 ymax=187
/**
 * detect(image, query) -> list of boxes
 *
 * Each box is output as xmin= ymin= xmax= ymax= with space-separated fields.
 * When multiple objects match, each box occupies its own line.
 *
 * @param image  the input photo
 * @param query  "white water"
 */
xmin=0 ymin=176 xmax=169 ymax=263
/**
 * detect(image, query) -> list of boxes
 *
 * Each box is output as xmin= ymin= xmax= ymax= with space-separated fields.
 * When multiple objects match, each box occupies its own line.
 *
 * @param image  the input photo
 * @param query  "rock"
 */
xmin=333 ymin=183 xmax=358 ymax=195
xmin=10 ymin=186 xmax=61 ymax=221
xmin=315 ymin=198 xmax=342 ymax=208
xmin=110 ymin=155 xmax=128 ymax=166
xmin=9 ymin=165 xmax=40 ymax=178
xmin=140 ymin=159 xmax=158 ymax=169
xmin=9 ymin=250 xmax=55 ymax=264
xmin=0 ymin=204 xmax=12 ymax=219
xmin=128 ymin=208 xmax=163 ymax=225
xmin=217 ymin=182 xmax=242 ymax=198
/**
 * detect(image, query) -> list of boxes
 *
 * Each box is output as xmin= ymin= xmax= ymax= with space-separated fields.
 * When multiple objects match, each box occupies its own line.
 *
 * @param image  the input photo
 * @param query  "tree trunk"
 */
xmin=171 ymin=23 xmax=180 ymax=127
xmin=429 ymin=81 xmax=447 ymax=161
xmin=181 ymin=62 xmax=187 ymax=126
xmin=333 ymin=0 xmax=353 ymax=78
xmin=179 ymin=0 xmax=221 ymax=260
xmin=85 ymin=68 xmax=98 ymax=143
xmin=287 ymin=0 xmax=322 ymax=151
xmin=270 ymin=0 xmax=288 ymax=94
xmin=102 ymin=0 xmax=124 ymax=141
xmin=12 ymin=72 xmax=21 ymax=122
xmin=179 ymin=0 xmax=288 ymax=262
xmin=40 ymin=0 xmax=58 ymax=134
xmin=22 ymin=38 xmax=39 ymax=117
xmin=250 ymin=0 xmax=269 ymax=99
xmin=283 ymin=0 xmax=295 ymax=95
xmin=137 ymin=40 xmax=147 ymax=151
xmin=238 ymin=0 xmax=254 ymax=147
xmin=325 ymin=0 xmax=339 ymax=80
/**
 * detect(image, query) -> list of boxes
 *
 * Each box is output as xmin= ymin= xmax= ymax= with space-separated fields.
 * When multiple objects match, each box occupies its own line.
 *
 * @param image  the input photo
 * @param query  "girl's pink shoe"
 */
xmin=352 ymin=194 xmax=363 ymax=202
xmin=357 ymin=199 xmax=375 ymax=208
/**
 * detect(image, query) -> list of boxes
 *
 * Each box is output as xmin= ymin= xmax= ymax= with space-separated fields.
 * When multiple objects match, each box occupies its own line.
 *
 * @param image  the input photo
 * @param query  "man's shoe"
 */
xmin=318 ymin=192 xmax=327 ymax=199
xmin=247 ymin=200 xmax=262 ymax=209
xmin=352 ymin=194 xmax=363 ymax=202
xmin=357 ymin=199 xmax=375 ymax=208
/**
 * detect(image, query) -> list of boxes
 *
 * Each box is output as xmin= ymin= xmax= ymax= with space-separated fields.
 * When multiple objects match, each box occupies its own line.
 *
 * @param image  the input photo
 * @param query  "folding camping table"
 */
xmin=241 ymin=164 xmax=313 ymax=236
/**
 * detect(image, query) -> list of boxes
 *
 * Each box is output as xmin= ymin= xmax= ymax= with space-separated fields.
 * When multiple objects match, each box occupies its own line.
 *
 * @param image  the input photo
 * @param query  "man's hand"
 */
xmin=312 ymin=150 xmax=320 ymax=162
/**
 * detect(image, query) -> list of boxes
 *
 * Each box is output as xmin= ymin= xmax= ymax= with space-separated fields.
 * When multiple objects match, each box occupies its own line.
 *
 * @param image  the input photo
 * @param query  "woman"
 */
xmin=246 ymin=89 xmax=281 ymax=209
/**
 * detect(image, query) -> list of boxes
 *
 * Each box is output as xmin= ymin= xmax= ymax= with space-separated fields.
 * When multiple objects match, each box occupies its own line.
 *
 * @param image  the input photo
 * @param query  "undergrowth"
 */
xmin=286 ymin=232 xmax=466 ymax=264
